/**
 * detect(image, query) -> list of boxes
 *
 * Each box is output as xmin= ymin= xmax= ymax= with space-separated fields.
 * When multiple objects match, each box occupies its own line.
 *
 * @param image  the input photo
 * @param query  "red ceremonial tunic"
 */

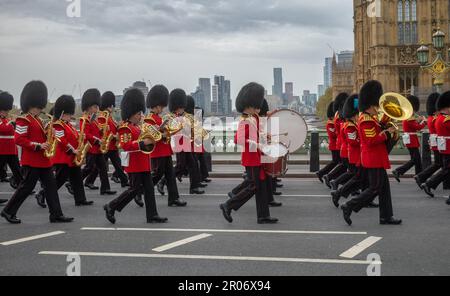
xmin=0 ymin=117 xmax=17 ymax=155
xmin=326 ymin=119 xmax=338 ymax=151
xmin=80 ymin=114 xmax=102 ymax=155
xmin=118 ymin=122 xmax=152 ymax=173
xmin=358 ymin=113 xmax=390 ymax=169
xmin=15 ymin=114 xmax=52 ymax=168
xmin=435 ymin=114 xmax=450 ymax=155
xmin=340 ymin=121 xmax=349 ymax=159
xmin=402 ymin=118 xmax=426 ymax=149
xmin=145 ymin=113 xmax=173 ymax=158
xmin=428 ymin=115 xmax=438 ymax=151
xmin=237 ymin=114 xmax=261 ymax=167
xmin=345 ymin=121 xmax=360 ymax=166
xmin=53 ymin=120 xmax=79 ymax=167
xmin=334 ymin=113 xmax=344 ymax=150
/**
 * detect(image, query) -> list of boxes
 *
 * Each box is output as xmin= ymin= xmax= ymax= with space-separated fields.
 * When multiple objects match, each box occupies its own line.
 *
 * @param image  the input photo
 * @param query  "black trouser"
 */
xmin=395 ymin=148 xmax=423 ymax=176
xmin=152 ymin=156 xmax=180 ymax=203
xmin=195 ymin=153 xmax=210 ymax=181
xmin=226 ymin=166 xmax=270 ymax=219
xmin=108 ymin=172 xmax=158 ymax=219
xmin=425 ymin=154 xmax=450 ymax=190
xmin=266 ymin=176 xmax=275 ymax=203
xmin=333 ymin=163 xmax=357 ymax=188
xmin=81 ymin=153 xmax=111 ymax=192
xmin=0 ymin=164 xmax=7 ymax=180
xmin=416 ymin=150 xmax=441 ymax=184
xmin=327 ymin=157 xmax=349 ymax=181
xmin=85 ymin=150 xmax=128 ymax=186
xmin=317 ymin=150 xmax=340 ymax=177
xmin=205 ymin=152 xmax=212 ymax=172
xmin=175 ymin=152 xmax=202 ymax=189
xmin=337 ymin=166 xmax=369 ymax=198
xmin=39 ymin=164 xmax=87 ymax=204
xmin=346 ymin=168 xmax=393 ymax=220
xmin=0 ymin=155 xmax=22 ymax=185
xmin=3 ymin=166 xmax=64 ymax=217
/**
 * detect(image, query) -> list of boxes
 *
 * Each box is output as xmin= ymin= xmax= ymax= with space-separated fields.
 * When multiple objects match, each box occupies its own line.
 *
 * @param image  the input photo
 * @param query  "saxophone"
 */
xmin=74 ymin=116 xmax=92 ymax=166
xmin=41 ymin=113 xmax=60 ymax=159
xmin=99 ymin=111 xmax=114 ymax=154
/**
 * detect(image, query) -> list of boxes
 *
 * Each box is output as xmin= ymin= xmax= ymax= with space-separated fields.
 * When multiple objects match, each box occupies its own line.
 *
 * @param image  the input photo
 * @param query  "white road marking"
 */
xmin=81 ymin=227 xmax=367 ymax=235
xmin=152 ymin=234 xmax=212 ymax=253
xmin=339 ymin=236 xmax=383 ymax=259
xmin=1 ymin=231 xmax=65 ymax=246
xmin=39 ymin=251 xmax=382 ymax=265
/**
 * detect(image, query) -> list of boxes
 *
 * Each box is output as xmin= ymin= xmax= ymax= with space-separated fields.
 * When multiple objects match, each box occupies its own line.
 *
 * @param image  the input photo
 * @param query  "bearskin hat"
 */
xmin=259 ymin=99 xmax=269 ymax=116
xmin=426 ymin=93 xmax=440 ymax=116
xmin=343 ymin=94 xmax=359 ymax=119
xmin=0 ymin=92 xmax=14 ymax=111
xmin=407 ymin=95 xmax=421 ymax=113
xmin=326 ymin=102 xmax=335 ymax=119
xmin=147 ymin=85 xmax=169 ymax=109
xmin=186 ymin=95 xmax=196 ymax=115
xmin=100 ymin=91 xmax=116 ymax=111
xmin=235 ymin=82 xmax=265 ymax=113
xmin=436 ymin=91 xmax=450 ymax=111
xmin=81 ymin=88 xmax=101 ymax=112
xmin=20 ymin=80 xmax=48 ymax=113
xmin=121 ymin=88 xmax=146 ymax=121
xmin=54 ymin=95 xmax=76 ymax=119
xmin=49 ymin=107 xmax=55 ymax=116
xmin=359 ymin=80 xmax=383 ymax=112
xmin=169 ymin=89 xmax=187 ymax=113
xmin=333 ymin=92 xmax=349 ymax=115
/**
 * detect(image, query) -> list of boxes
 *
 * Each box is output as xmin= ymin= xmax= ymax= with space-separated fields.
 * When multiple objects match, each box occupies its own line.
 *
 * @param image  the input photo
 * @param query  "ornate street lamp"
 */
xmin=417 ymin=28 xmax=450 ymax=93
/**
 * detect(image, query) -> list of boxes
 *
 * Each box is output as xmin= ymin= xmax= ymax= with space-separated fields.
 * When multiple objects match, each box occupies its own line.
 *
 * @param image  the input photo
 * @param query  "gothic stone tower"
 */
xmin=354 ymin=0 xmax=450 ymax=102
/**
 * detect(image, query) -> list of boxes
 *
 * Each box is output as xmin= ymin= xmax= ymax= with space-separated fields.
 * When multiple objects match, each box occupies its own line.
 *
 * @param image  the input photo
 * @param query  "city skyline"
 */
xmin=0 ymin=0 xmax=354 ymax=106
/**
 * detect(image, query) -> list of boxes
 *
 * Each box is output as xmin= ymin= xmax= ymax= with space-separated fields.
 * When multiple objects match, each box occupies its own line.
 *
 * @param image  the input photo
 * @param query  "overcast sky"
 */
xmin=0 ymin=0 xmax=354 ymax=105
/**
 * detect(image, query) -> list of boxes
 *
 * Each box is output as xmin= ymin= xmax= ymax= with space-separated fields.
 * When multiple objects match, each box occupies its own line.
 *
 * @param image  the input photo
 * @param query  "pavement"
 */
xmin=0 ymin=177 xmax=449 ymax=276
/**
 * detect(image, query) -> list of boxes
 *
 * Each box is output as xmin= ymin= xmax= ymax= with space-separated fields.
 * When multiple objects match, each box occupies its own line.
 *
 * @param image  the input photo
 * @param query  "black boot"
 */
xmin=392 ymin=170 xmax=401 ymax=183
xmin=103 ymin=204 xmax=116 ymax=224
xmin=100 ymin=190 xmax=117 ymax=196
xmin=75 ymin=200 xmax=94 ymax=206
xmin=257 ymin=217 xmax=279 ymax=224
xmin=85 ymin=183 xmax=99 ymax=190
xmin=422 ymin=184 xmax=435 ymax=198
xmin=111 ymin=176 xmax=120 ymax=184
xmin=134 ymin=195 xmax=144 ymax=208
xmin=190 ymin=188 xmax=205 ymax=195
xmin=380 ymin=217 xmax=402 ymax=225
xmin=1 ymin=211 xmax=21 ymax=224
xmin=446 ymin=198 xmax=450 ymax=205
xmin=35 ymin=191 xmax=47 ymax=209
xmin=414 ymin=175 xmax=424 ymax=190
xmin=169 ymin=199 xmax=187 ymax=207
xmin=0 ymin=199 xmax=8 ymax=205
xmin=147 ymin=216 xmax=168 ymax=223
xmin=269 ymin=201 xmax=282 ymax=207
xmin=49 ymin=215 xmax=74 ymax=223
xmin=341 ymin=204 xmax=352 ymax=226
xmin=316 ymin=172 xmax=324 ymax=183
xmin=157 ymin=180 xmax=165 ymax=196
xmin=220 ymin=203 xmax=233 ymax=223
xmin=65 ymin=183 xmax=74 ymax=195
xmin=331 ymin=191 xmax=340 ymax=208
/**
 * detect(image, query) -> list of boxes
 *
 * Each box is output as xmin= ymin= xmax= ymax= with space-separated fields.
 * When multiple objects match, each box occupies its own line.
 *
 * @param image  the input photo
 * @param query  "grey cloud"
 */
xmin=0 ymin=0 xmax=352 ymax=37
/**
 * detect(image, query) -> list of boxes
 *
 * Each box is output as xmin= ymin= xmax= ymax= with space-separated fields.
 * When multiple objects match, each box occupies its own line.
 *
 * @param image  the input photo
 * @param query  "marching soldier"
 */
xmin=194 ymin=107 xmax=212 ymax=184
xmin=392 ymin=95 xmax=426 ymax=182
xmin=331 ymin=95 xmax=377 ymax=208
xmin=80 ymin=89 xmax=116 ymax=195
xmin=316 ymin=102 xmax=339 ymax=183
xmin=323 ymin=93 xmax=349 ymax=188
xmin=220 ymin=82 xmax=277 ymax=224
xmin=171 ymin=90 xmax=205 ymax=195
xmin=36 ymin=95 xmax=93 ymax=207
xmin=103 ymin=88 xmax=168 ymax=224
xmin=0 ymin=91 xmax=23 ymax=201
xmin=84 ymin=91 xmax=129 ymax=188
xmin=341 ymin=80 xmax=402 ymax=226
xmin=145 ymin=85 xmax=187 ymax=207
xmin=421 ymin=91 xmax=450 ymax=200
xmin=414 ymin=93 xmax=441 ymax=189
xmin=1 ymin=81 xmax=73 ymax=224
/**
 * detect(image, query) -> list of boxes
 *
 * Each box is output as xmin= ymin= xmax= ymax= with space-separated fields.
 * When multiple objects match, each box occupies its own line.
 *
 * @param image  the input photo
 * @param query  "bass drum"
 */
xmin=266 ymin=109 xmax=308 ymax=153
xmin=261 ymin=143 xmax=289 ymax=177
